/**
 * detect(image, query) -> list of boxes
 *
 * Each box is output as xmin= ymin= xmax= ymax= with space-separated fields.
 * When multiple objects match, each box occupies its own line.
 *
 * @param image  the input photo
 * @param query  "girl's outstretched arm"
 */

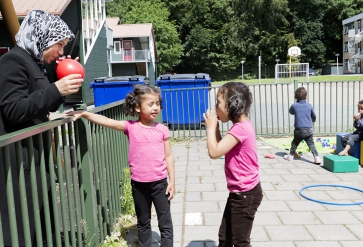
xmin=65 ymin=110 xmax=125 ymax=132
xmin=164 ymin=137 xmax=175 ymax=201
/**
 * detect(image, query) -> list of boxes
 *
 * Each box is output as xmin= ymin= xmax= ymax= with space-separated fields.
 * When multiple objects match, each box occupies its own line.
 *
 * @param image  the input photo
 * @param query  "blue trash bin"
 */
xmin=90 ymin=76 xmax=145 ymax=107
xmin=156 ymin=73 xmax=211 ymax=130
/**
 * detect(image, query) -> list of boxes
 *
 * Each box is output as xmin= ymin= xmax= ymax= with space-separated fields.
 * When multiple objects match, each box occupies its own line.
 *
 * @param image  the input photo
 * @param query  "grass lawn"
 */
xmin=213 ymin=75 xmax=363 ymax=85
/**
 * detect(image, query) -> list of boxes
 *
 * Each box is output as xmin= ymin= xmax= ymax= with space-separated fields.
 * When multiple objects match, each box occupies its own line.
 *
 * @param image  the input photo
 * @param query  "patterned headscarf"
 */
xmin=15 ymin=10 xmax=75 ymax=64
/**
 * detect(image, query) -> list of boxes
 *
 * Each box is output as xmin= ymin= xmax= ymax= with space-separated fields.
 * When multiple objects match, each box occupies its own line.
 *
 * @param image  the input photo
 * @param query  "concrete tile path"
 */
xmin=150 ymin=138 xmax=363 ymax=247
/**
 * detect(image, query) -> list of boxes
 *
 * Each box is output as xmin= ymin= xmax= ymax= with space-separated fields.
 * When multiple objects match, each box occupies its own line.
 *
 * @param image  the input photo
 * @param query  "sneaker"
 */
xmin=314 ymin=156 xmax=321 ymax=164
xmin=284 ymin=154 xmax=294 ymax=161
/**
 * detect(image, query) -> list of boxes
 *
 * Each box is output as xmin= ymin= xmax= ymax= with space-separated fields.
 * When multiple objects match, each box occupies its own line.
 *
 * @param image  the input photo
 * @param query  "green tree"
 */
xmin=162 ymin=0 xmax=291 ymax=80
xmin=323 ymin=0 xmax=363 ymax=62
xmin=288 ymin=0 xmax=327 ymax=68
xmin=106 ymin=0 xmax=183 ymax=73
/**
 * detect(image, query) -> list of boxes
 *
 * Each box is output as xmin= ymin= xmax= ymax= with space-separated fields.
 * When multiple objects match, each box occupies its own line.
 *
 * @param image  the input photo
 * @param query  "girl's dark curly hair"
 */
xmin=125 ymin=85 xmax=163 ymax=117
xmin=295 ymin=87 xmax=307 ymax=100
xmin=218 ymin=82 xmax=253 ymax=122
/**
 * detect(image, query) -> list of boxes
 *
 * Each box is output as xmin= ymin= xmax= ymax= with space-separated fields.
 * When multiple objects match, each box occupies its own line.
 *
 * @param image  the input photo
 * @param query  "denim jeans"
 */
xmin=341 ymin=132 xmax=363 ymax=148
xmin=131 ymin=178 xmax=173 ymax=247
xmin=290 ymin=128 xmax=319 ymax=157
xmin=218 ymin=183 xmax=263 ymax=247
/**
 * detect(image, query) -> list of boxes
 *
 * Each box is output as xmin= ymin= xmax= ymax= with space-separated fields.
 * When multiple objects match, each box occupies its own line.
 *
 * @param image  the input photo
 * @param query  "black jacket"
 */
xmin=0 ymin=46 xmax=64 ymax=246
xmin=0 ymin=46 xmax=64 ymax=135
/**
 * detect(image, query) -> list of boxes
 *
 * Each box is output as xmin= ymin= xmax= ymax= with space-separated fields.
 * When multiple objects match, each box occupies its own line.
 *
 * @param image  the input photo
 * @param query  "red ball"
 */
xmin=56 ymin=59 xmax=85 ymax=79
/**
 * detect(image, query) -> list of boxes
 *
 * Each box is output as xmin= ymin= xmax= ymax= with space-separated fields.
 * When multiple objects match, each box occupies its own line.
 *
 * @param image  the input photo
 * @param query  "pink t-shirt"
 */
xmin=124 ymin=120 xmax=170 ymax=182
xmin=224 ymin=120 xmax=260 ymax=192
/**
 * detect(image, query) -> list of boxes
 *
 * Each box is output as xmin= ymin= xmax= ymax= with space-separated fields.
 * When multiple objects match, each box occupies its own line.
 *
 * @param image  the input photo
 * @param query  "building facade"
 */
xmin=342 ymin=13 xmax=363 ymax=74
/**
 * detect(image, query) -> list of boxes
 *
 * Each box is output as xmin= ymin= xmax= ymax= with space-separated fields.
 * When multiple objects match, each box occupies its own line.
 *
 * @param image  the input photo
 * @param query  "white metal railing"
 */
xmin=275 ymin=63 xmax=309 ymax=83
xmin=110 ymin=49 xmax=150 ymax=63
xmin=82 ymin=0 xmax=106 ymax=63
xmin=347 ymin=30 xmax=363 ymax=72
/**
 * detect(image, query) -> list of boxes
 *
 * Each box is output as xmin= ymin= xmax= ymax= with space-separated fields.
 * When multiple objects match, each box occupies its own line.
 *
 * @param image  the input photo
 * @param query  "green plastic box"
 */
xmin=323 ymin=155 xmax=359 ymax=173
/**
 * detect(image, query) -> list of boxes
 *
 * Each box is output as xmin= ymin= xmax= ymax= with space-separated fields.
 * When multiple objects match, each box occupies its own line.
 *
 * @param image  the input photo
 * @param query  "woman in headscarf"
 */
xmin=0 ymin=10 xmax=83 ymax=246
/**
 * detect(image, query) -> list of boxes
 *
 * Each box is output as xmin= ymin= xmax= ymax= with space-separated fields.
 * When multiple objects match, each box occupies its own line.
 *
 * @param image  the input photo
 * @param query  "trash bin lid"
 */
xmin=106 ymin=76 xmax=130 ymax=82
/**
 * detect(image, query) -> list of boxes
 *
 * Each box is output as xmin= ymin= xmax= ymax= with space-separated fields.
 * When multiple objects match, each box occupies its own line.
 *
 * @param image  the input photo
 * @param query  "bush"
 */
xmin=120 ymin=168 xmax=135 ymax=216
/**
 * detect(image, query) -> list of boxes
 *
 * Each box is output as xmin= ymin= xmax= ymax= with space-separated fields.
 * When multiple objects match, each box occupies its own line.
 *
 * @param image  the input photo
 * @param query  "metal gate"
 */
xmin=275 ymin=63 xmax=309 ymax=83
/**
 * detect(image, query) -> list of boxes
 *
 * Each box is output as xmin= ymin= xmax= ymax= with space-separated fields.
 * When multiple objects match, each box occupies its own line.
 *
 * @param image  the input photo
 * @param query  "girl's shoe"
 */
xmin=284 ymin=154 xmax=294 ymax=161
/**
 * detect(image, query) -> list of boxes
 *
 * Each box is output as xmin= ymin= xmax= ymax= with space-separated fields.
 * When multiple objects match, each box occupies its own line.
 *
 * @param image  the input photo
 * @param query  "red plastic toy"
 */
xmin=56 ymin=59 xmax=85 ymax=79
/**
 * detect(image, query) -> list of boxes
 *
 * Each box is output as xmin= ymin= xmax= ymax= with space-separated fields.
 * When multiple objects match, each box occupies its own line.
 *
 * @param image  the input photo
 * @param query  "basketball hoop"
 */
xmin=288 ymin=46 xmax=301 ymax=57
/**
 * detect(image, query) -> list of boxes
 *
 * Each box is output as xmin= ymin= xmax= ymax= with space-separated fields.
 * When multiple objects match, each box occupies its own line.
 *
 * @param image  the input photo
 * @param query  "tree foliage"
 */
xmin=107 ymin=0 xmax=363 ymax=79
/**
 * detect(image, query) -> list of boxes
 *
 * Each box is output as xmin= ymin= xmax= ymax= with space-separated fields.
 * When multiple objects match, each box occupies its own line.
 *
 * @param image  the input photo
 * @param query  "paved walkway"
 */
xmin=150 ymin=138 xmax=363 ymax=247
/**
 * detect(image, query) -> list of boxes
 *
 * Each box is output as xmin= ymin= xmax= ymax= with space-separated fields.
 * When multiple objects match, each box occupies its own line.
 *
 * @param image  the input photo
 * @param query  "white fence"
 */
xmin=162 ymin=81 xmax=363 ymax=138
xmin=275 ymin=63 xmax=309 ymax=83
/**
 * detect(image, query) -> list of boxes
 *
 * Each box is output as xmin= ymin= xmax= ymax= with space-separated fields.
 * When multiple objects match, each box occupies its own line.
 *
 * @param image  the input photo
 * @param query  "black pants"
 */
xmin=289 ymin=128 xmax=319 ymax=157
xmin=131 ymin=178 xmax=173 ymax=247
xmin=341 ymin=132 xmax=363 ymax=149
xmin=218 ymin=183 xmax=263 ymax=247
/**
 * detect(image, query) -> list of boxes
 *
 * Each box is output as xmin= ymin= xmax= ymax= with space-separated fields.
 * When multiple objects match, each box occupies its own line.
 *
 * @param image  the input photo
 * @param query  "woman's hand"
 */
xmin=55 ymin=74 xmax=83 ymax=96
xmin=203 ymin=108 xmax=219 ymax=130
xmin=56 ymin=55 xmax=79 ymax=64
xmin=64 ymin=110 xmax=85 ymax=121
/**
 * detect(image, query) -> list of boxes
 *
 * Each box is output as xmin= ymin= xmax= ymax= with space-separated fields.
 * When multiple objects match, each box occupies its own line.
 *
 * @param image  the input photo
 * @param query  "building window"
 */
xmin=358 ymin=20 xmax=361 ymax=32
xmin=344 ymin=42 xmax=348 ymax=52
xmin=358 ymin=42 xmax=361 ymax=53
xmin=114 ymin=41 xmax=121 ymax=54
xmin=344 ymin=26 xmax=349 ymax=34
xmin=345 ymin=59 xmax=348 ymax=69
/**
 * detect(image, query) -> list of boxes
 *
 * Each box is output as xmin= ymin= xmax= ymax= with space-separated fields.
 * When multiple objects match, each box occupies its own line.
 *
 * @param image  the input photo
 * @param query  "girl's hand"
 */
xmin=203 ymin=108 xmax=218 ymax=129
xmin=55 ymin=74 xmax=83 ymax=96
xmin=166 ymin=183 xmax=175 ymax=201
xmin=64 ymin=110 xmax=85 ymax=121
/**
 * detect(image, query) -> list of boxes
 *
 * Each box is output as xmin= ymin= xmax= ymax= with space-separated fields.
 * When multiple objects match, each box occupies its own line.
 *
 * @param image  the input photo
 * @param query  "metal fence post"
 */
xmin=294 ymin=79 xmax=298 ymax=92
xmin=73 ymin=104 xmax=100 ymax=246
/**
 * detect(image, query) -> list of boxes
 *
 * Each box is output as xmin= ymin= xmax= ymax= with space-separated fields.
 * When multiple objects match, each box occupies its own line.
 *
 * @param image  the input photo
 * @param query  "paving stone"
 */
xmin=183 ymin=225 xmax=219 ymax=242
xmin=264 ymin=190 xmax=301 ymax=200
xmin=272 ymin=182 xmax=304 ymax=191
xmin=340 ymin=241 xmax=363 ymax=247
xmin=168 ymin=139 xmax=363 ymax=246
xmin=254 ymin=212 xmax=282 ymax=226
xmin=306 ymin=225 xmax=357 ymax=240
xmin=202 ymin=191 xmax=228 ymax=201
xmin=258 ymin=200 xmax=291 ymax=212
xmin=185 ymin=202 xmax=219 ymax=213
xmin=252 ymin=242 xmax=296 ymax=247
xmin=265 ymin=225 xmax=313 ymax=241
xmin=186 ymin=183 xmax=215 ymax=192
xmin=286 ymin=200 xmax=326 ymax=211
xmin=294 ymin=241 xmax=342 ymax=247
xmin=277 ymin=211 xmax=321 ymax=225
xmin=186 ymin=192 xmax=201 ymax=202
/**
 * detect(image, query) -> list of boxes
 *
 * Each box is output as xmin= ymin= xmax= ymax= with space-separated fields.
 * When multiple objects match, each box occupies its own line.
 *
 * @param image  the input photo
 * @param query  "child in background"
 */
xmin=203 ymin=82 xmax=263 ymax=246
xmin=66 ymin=85 xmax=175 ymax=246
xmin=285 ymin=87 xmax=321 ymax=164
xmin=339 ymin=100 xmax=363 ymax=156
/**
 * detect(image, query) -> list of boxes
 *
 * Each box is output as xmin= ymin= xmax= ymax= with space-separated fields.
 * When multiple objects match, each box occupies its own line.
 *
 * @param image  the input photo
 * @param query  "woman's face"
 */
xmin=42 ymin=38 xmax=69 ymax=64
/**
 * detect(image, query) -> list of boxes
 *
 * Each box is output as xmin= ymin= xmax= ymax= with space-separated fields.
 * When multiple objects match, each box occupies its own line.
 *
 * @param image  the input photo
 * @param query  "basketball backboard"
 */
xmin=288 ymin=46 xmax=301 ymax=57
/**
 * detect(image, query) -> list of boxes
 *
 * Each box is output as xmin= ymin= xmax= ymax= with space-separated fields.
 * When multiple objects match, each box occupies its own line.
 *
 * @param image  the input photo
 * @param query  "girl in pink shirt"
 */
xmin=67 ymin=85 xmax=175 ymax=246
xmin=204 ymin=82 xmax=263 ymax=247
